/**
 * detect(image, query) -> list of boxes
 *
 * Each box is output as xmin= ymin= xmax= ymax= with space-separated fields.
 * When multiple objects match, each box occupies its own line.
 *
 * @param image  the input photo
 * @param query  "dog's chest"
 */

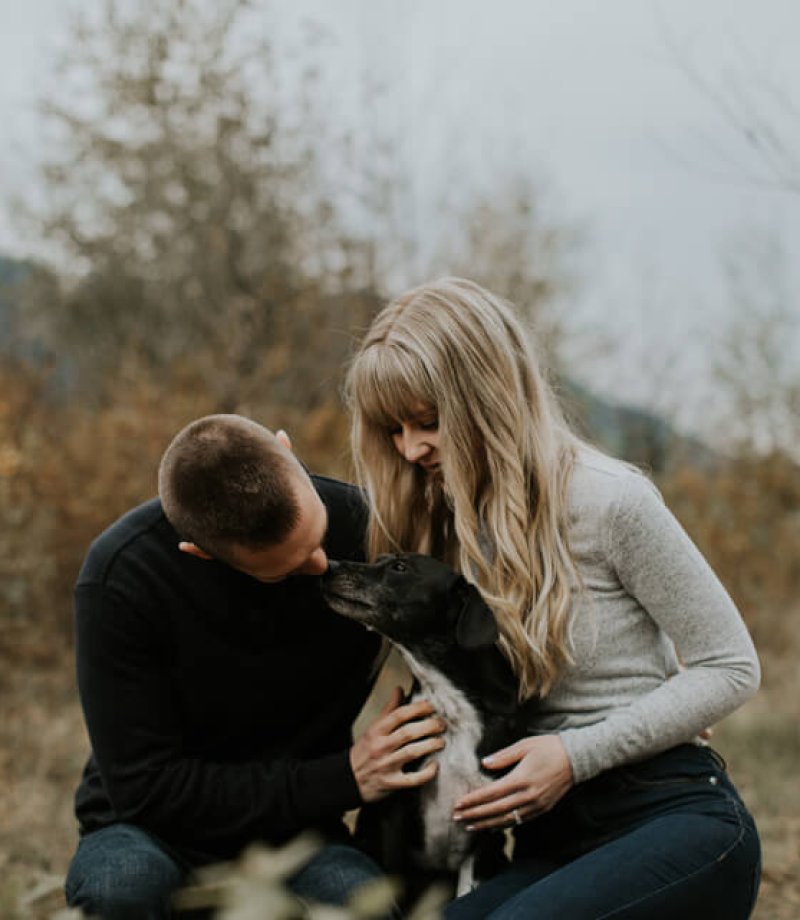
xmin=401 ymin=649 xmax=488 ymax=869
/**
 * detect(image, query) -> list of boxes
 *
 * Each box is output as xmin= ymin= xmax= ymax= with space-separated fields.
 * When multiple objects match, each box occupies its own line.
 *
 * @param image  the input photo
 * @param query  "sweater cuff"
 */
xmin=558 ymin=725 xmax=614 ymax=784
xmin=293 ymin=749 xmax=363 ymax=825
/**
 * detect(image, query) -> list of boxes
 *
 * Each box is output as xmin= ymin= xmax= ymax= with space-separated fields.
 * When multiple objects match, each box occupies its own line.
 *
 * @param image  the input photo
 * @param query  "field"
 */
xmin=1 ymin=376 xmax=797 ymax=917
xmin=2 ymin=1 xmax=799 ymax=910
xmin=0 ymin=641 xmax=798 ymax=918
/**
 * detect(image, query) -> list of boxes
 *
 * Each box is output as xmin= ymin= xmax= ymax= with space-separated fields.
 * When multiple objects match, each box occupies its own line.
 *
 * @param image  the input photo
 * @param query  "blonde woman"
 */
xmin=345 ymin=277 xmax=761 ymax=919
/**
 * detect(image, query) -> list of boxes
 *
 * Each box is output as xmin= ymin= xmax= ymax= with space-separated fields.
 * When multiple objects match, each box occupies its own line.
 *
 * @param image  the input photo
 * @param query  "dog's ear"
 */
xmin=455 ymin=581 xmax=498 ymax=649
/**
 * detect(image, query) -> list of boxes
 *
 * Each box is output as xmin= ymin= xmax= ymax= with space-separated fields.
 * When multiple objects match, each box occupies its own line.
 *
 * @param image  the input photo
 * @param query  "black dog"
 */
xmin=321 ymin=553 xmax=525 ymax=899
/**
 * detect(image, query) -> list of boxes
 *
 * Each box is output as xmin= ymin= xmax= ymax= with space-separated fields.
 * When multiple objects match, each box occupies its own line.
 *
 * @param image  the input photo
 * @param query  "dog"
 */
xmin=321 ymin=553 xmax=526 ymax=899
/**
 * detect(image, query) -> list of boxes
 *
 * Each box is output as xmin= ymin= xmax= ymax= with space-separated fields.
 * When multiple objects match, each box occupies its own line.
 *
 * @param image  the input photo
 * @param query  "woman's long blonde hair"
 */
xmin=345 ymin=277 xmax=583 ymax=699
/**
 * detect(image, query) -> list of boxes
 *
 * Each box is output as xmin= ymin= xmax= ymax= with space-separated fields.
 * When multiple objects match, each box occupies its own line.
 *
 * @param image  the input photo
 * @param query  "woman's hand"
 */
xmin=350 ymin=686 xmax=447 ymax=803
xmin=453 ymin=734 xmax=574 ymax=830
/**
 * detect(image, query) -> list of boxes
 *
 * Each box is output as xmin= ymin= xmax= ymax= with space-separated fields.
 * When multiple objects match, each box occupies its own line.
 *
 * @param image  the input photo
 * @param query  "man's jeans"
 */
xmin=65 ymin=823 xmax=389 ymax=919
xmin=444 ymin=744 xmax=761 ymax=920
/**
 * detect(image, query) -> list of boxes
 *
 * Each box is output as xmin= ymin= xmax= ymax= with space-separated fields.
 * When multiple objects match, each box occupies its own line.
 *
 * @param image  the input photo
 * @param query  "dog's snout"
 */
xmin=325 ymin=559 xmax=340 ymax=576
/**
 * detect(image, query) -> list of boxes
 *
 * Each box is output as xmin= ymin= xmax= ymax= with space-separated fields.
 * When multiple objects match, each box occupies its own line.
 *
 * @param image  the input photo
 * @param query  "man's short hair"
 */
xmin=158 ymin=415 xmax=304 ymax=560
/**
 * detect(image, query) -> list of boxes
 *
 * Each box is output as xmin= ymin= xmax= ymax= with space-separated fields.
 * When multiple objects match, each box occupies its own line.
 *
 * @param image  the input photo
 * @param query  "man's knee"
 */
xmin=65 ymin=824 xmax=184 ymax=919
xmin=288 ymin=842 xmax=387 ymax=907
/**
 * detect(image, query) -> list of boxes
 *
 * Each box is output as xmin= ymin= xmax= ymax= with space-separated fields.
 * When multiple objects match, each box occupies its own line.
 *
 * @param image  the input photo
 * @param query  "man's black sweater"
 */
xmin=73 ymin=475 xmax=381 ymax=867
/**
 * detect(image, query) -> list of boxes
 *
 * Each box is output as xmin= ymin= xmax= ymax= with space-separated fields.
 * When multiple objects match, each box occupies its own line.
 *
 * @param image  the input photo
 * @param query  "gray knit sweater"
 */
xmin=531 ymin=448 xmax=760 ymax=784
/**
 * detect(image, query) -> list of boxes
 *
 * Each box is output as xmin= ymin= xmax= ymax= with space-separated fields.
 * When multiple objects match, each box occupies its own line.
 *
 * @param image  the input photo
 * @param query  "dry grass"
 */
xmin=711 ymin=650 xmax=800 ymax=919
xmin=1 ymin=647 xmax=798 ymax=918
xmin=0 ymin=656 xmax=85 ymax=919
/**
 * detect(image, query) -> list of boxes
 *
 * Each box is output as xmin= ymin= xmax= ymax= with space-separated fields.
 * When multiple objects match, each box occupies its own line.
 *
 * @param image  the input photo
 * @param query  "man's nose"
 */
xmin=302 ymin=548 xmax=329 ymax=576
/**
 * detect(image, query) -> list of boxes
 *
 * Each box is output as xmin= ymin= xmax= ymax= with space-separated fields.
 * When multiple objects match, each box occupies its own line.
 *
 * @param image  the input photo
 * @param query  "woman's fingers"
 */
xmin=454 ymin=735 xmax=574 ymax=821
xmin=454 ymin=776 xmax=518 ymax=811
xmin=453 ymin=779 xmax=521 ymax=820
xmin=480 ymin=738 xmax=530 ymax=770
xmin=454 ymin=791 xmax=532 ymax=825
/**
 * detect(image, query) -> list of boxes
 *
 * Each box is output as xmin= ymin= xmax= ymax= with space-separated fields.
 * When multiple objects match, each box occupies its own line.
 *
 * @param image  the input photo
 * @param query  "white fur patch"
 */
xmin=399 ymin=647 xmax=487 ymax=871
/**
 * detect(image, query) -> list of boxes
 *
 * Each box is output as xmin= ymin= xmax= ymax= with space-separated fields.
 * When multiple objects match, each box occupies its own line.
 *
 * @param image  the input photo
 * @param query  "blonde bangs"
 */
xmin=349 ymin=341 xmax=436 ymax=431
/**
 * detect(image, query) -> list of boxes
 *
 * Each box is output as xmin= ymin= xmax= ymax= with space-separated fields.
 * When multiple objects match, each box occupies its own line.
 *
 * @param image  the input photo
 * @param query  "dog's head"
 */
xmin=321 ymin=553 xmax=498 ymax=655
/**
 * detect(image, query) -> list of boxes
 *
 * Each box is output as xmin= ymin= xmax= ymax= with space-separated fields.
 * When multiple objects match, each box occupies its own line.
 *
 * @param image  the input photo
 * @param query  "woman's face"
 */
xmin=389 ymin=404 xmax=441 ymax=476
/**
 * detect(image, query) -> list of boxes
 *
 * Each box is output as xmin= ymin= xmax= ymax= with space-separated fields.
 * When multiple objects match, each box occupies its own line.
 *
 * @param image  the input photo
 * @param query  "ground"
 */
xmin=1 ymin=649 xmax=797 ymax=918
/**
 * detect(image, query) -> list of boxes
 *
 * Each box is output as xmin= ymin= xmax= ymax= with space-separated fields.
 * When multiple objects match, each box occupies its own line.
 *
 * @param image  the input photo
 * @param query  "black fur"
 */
xmin=322 ymin=553 xmax=526 ymax=901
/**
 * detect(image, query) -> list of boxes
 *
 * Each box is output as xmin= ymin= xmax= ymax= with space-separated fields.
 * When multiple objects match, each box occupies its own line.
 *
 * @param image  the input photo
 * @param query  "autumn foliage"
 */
xmin=2 ymin=347 xmax=798 ymax=679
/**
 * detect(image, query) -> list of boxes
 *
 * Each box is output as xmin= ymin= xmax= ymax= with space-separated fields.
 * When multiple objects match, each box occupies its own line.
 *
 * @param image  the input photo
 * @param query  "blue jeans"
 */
xmin=65 ymin=823 xmax=391 ymax=918
xmin=445 ymin=745 xmax=761 ymax=920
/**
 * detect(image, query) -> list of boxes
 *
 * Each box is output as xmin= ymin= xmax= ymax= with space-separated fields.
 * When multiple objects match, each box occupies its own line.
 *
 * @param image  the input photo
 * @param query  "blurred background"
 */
xmin=0 ymin=1 xmax=798 ymax=916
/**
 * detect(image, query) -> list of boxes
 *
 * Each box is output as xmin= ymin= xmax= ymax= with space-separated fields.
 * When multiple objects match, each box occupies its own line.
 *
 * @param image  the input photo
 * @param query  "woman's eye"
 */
xmin=387 ymin=416 xmax=437 ymax=436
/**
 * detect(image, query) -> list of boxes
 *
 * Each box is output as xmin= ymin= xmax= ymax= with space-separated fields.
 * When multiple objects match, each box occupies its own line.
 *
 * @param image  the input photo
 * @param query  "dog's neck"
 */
xmin=400 ymin=642 xmax=518 ymax=712
xmin=399 ymin=647 xmax=483 ymax=738
xmin=397 ymin=641 xmax=524 ymax=761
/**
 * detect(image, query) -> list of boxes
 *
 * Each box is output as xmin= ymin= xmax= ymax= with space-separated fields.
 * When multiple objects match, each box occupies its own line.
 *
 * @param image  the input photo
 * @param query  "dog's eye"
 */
xmin=390 ymin=560 xmax=409 ymax=573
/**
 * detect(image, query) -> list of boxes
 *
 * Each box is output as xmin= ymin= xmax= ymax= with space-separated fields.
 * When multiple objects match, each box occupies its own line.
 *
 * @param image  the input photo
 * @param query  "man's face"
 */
xmin=227 ymin=479 xmax=329 ymax=583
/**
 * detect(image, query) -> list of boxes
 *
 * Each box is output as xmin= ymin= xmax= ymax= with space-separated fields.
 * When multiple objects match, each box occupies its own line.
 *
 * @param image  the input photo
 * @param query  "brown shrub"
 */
xmin=0 ymin=361 xmax=191 ymax=668
xmin=0 ymin=354 xmax=355 ymax=674
xmin=4 ymin=351 xmax=799 ymax=674
xmin=658 ymin=451 xmax=800 ymax=653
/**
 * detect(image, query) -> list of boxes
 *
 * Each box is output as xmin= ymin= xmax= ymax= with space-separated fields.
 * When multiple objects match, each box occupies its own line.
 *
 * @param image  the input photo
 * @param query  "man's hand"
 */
xmin=350 ymin=686 xmax=446 ymax=803
xmin=453 ymin=734 xmax=574 ymax=830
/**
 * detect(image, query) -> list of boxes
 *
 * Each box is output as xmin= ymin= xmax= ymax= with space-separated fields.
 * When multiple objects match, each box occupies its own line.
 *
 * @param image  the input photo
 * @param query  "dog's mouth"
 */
xmin=324 ymin=590 xmax=374 ymax=610
xmin=322 ymin=589 xmax=380 ymax=629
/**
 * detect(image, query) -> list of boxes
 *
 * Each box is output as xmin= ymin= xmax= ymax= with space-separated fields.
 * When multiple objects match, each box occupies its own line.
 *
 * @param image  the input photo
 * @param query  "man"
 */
xmin=65 ymin=414 xmax=446 ymax=918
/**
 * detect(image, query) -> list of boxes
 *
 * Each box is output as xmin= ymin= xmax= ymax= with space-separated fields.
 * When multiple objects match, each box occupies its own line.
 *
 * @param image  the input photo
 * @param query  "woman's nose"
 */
xmin=398 ymin=429 xmax=430 ymax=462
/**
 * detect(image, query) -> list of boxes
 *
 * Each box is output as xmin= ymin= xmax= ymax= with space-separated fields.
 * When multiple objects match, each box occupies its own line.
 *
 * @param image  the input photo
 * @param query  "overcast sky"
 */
xmin=1 ymin=0 xmax=798 ymax=425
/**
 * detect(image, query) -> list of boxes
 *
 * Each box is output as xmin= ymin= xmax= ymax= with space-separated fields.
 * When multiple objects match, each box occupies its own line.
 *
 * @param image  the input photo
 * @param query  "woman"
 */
xmin=345 ymin=277 xmax=761 ymax=919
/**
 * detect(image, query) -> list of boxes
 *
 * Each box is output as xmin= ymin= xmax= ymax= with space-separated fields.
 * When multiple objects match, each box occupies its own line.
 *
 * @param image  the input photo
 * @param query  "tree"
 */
xmin=431 ymin=173 xmax=579 ymax=367
xmin=663 ymin=22 xmax=800 ymax=196
xmin=18 ymin=0 xmax=371 ymax=408
xmin=713 ymin=230 xmax=800 ymax=455
xmin=16 ymin=0 xmax=583 ymax=417
xmin=663 ymin=29 xmax=800 ymax=455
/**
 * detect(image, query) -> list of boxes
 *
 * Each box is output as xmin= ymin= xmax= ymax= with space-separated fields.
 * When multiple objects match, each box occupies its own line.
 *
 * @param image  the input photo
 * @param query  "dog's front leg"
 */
xmin=455 ymin=854 xmax=477 ymax=896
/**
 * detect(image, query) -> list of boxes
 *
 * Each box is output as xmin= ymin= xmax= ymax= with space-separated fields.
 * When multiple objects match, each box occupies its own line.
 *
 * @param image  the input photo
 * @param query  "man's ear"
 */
xmin=178 ymin=541 xmax=214 ymax=561
xmin=276 ymin=429 xmax=293 ymax=453
xmin=455 ymin=582 xmax=498 ymax=649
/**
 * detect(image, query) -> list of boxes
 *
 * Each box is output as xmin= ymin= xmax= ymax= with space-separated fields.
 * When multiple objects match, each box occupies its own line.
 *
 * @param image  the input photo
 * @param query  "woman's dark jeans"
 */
xmin=445 ymin=744 xmax=761 ymax=920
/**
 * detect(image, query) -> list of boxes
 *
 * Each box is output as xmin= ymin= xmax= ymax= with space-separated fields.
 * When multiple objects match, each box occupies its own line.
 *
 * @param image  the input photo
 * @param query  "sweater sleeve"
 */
xmin=75 ymin=582 xmax=363 ymax=847
xmin=558 ymin=473 xmax=760 ymax=783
